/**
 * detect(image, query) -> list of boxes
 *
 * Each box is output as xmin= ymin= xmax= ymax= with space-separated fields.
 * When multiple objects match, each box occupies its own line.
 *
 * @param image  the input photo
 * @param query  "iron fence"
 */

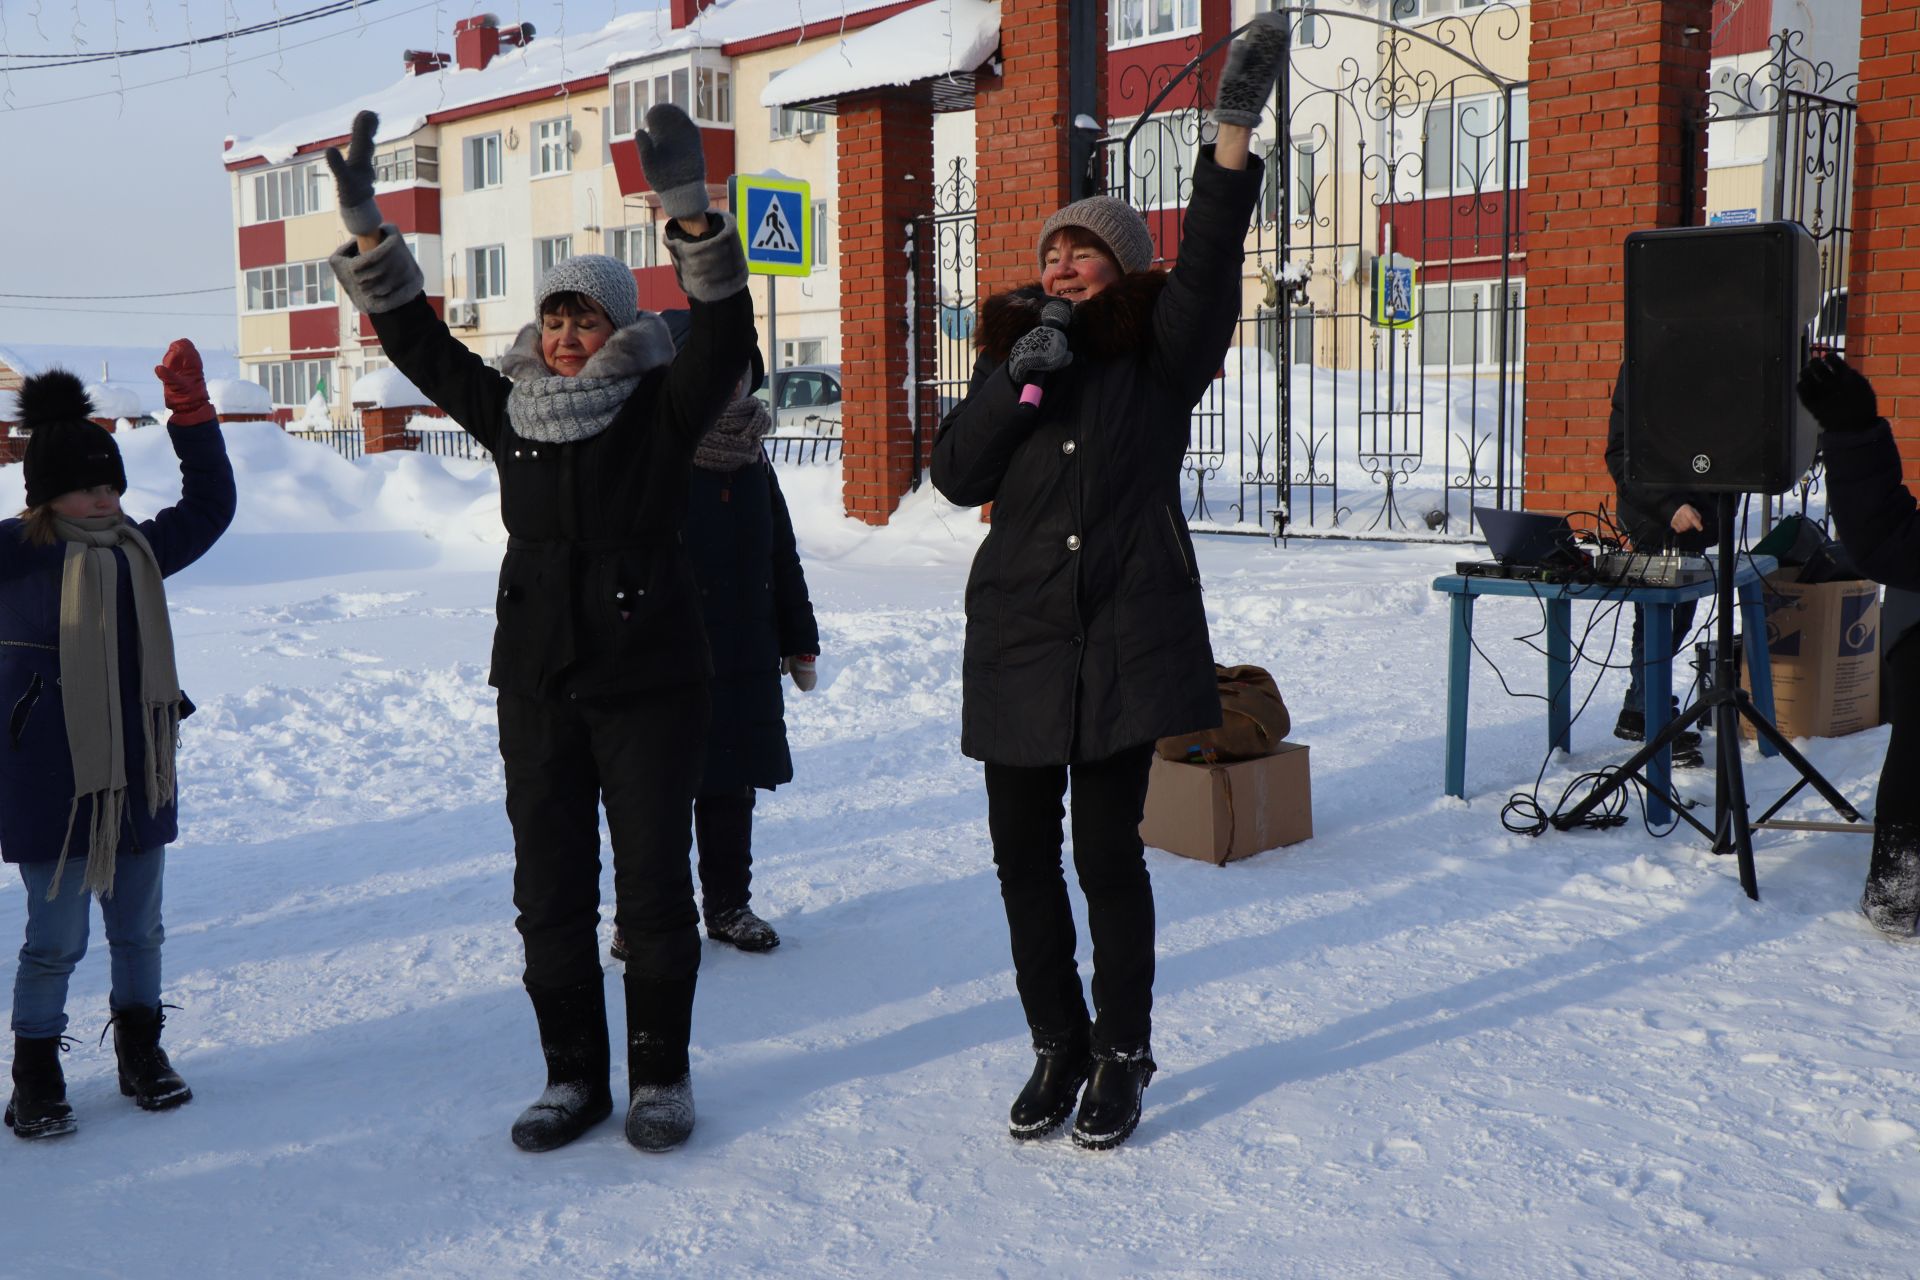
xmin=763 ymin=433 xmax=843 ymax=465
xmin=286 ymin=428 xmax=364 ymax=460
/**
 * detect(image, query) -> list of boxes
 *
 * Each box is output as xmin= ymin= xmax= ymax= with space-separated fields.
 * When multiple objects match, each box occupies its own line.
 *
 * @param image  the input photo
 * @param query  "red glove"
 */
xmin=783 ymin=654 xmax=817 ymax=692
xmin=155 ymin=338 xmax=215 ymax=426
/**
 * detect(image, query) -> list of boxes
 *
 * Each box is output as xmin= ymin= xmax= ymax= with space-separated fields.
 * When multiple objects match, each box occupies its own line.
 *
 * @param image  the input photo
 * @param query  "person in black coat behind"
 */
xmin=931 ymin=15 xmax=1284 ymax=1150
xmin=1797 ymin=353 xmax=1920 ymax=938
xmin=611 ymin=316 xmax=820 ymax=959
xmin=1604 ymin=365 xmax=1719 ymax=763
xmin=326 ymin=105 xmax=755 ymax=1154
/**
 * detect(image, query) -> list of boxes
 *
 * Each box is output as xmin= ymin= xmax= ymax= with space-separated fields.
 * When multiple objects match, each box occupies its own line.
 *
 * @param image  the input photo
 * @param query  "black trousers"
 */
xmin=499 ymin=682 xmax=710 ymax=991
xmin=1878 ymin=637 xmax=1920 ymax=829
xmin=983 ymin=743 xmax=1157 ymax=1053
xmin=693 ymin=788 xmax=756 ymax=921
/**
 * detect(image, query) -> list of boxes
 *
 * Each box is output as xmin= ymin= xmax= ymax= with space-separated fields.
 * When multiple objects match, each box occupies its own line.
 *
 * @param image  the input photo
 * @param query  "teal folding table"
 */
xmin=1430 ymin=555 xmax=1778 ymax=822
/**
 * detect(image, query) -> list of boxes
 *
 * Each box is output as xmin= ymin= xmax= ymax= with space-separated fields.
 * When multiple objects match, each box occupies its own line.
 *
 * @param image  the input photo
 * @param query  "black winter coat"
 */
xmin=1822 ymin=420 xmax=1920 ymax=656
xmin=931 ymin=148 xmax=1262 ymax=766
xmin=686 ymin=456 xmax=819 ymax=792
xmin=367 ymin=279 xmax=754 ymax=700
xmin=1605 ymin=366 xmax=1718 ymax=552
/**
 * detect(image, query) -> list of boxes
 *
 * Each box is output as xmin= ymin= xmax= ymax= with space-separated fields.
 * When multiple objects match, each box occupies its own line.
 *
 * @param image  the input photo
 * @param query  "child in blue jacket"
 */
xmin=2 ymin=343 xmax=235 ymax=1139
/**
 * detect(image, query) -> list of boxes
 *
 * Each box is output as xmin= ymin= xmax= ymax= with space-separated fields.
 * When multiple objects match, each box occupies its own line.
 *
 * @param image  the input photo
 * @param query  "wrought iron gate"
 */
xmin=1100 ymin=3 xmax=1530 ymax=538
xmin=911 ymin=157 xmax=980 ymax=483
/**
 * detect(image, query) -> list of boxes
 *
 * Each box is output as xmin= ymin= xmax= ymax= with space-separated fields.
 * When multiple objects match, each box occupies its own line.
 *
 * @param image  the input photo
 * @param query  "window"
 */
xmin=244 ymin=260 xmax=337 ymax=312
xmin=373 ymin=144 xmax=439 ymax=184
xmin=1112 ymin=0 xmax=1202 ymax=47
xmin=253 ymin=359 xmax=333 ymax=407
xmin=812 ymin=200 xmax=830 ymax=269
xmin=249 ymin=162 xmax=324 ymax=223
xmin=464 ymin=133 xmax=502 ymax=191
xmin=536 ymin=236 xmax=573 ymax=283
xmin=767 ymin=70 xmax=828 ymax=138
xmin=1392 ymin=0 xmax=1488 ymax=21
xmin=1420 ymin=279 xmax=1523 ymax=368
xmin=533 ymin=118 xmax=573 ymax=176
xmin=695 ymin=67 xmax=733 ymax=124
xmin=606 ymin=224 xmax=658 ymax=269
xmin=1423 ymin=90 xmax=1526 ymax=195
xmin=469 ymin=245 xmax=506 ymax=300
xmin=1115 ymin=111 xmax=1207 ymax=210
xmin=1261 ymin=136 xmax=1319 ymax=223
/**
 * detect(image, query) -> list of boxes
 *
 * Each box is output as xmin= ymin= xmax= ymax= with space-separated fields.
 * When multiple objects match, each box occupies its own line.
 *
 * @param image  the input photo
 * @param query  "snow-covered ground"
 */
xmin=4 ymin=425 xmax=1917 ymax=1277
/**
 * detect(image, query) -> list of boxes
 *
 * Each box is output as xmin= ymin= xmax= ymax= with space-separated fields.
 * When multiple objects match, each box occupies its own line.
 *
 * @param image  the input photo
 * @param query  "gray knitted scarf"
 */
xmin=499 ymin=315 xmax=675 ymax=444
xmin=694 ymin=395 xmax=773 ymax=472
xmin=46 ymin=514 xmax=180 ymax=901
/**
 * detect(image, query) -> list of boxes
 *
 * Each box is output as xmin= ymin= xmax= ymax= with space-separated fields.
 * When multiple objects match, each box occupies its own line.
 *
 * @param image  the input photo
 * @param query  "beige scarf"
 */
xmin=45 ymin=514 xmax=181 ymax=901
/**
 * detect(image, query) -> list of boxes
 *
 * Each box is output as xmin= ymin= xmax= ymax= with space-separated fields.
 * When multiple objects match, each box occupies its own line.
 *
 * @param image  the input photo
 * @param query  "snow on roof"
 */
xmin=86 ymin=383 xmax=146 ymax=420
xmin=226 ymin=0 xmax=914 ymax=166
xmin=209 ymin=378 xmax=277 ymax=415
xmin=0 ymin=390 xmax=15 ymax=423
xmin=0 ymin=344 xmax=241 ymax=418
xmin=351 ymin=366 xmax=431 ymax=408
xmin=761 ymin=0 xmax=998 ymax=109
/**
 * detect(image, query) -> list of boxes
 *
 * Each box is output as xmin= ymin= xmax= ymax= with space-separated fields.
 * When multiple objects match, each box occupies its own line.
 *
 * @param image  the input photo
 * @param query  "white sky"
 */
xmin=0 ymin=1 xmax=657 ymax=351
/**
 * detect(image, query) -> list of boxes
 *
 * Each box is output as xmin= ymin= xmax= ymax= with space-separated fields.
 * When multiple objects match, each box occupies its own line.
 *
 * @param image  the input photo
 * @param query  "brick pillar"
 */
xmin=1524 ymin=1 xmax=1712 ymax=519
xmin=1849 ymin=0 xmax=1920 ymax=488
xmin=837 ymin=86 xmax=934 ymax=525
xmin=975 ymin=0 xmax=1104 ymax=298
xmin=360 ymin=405 xmax=420 ymax=453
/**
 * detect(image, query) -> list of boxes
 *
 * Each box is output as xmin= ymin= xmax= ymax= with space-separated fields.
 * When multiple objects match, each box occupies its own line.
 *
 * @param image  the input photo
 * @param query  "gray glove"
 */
xmin=1007 ymin=325 xmax=1072 ymax=385
xmin=1212 ymin=12 xmax=1289 ymax=129
xmin=325 ymin=110 xmax=382 ymax=236
xmin=637 ymin=103 xmax=709 ymax=221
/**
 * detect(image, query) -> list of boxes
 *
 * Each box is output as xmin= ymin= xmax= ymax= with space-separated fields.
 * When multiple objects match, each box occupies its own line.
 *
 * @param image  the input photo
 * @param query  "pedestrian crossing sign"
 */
xmin=731 ymin=173 xmax=812 ymax=277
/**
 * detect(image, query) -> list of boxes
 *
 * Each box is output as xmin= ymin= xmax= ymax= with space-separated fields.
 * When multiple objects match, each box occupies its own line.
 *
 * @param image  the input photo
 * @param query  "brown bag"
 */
xmin=1156 ymin=664 xmax=1291 ymax=763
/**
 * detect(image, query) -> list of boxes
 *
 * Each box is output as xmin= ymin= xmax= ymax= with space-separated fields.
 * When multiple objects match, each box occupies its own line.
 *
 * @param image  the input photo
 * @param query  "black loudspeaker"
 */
xmin=1624 ymin=221 xmax=1821 ymax=494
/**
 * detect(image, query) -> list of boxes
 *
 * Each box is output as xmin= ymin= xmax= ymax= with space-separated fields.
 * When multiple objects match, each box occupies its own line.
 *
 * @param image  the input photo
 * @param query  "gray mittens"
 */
xmin=1007 ymin=326 xmax=1072 ymax=384
xmin=636 ymin=103 xmax=710 ymax=221
xmin=1212 ymin=12 xmax=1289 ymax=129
xmin=325 ymin=110 xmax=383 ymax=236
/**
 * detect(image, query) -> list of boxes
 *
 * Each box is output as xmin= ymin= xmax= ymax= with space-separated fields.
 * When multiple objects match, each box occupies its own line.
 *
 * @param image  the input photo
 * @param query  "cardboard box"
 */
xmin=1740 ymin=567 xmax=1881 ymax=740
xmin=1138 ymin=744 xmax=1312 ymax=866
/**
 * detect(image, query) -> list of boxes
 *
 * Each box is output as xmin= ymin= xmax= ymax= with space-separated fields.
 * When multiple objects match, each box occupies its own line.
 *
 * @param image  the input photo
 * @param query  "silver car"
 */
xmin=756 ymin=364 xmax=843 ymax=436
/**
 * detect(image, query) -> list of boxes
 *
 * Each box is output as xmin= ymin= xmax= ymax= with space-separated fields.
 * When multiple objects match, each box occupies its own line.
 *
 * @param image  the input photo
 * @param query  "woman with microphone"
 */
xmin=931 ymin=14 xmax=1285 ymax=1150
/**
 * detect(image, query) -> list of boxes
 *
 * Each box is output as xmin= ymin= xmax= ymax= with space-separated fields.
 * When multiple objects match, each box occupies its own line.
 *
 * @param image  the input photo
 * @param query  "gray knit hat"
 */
xmin=1036 ymin=196 xmax=1154 ymax=276
xmin=535 ymin=253 xmax=640 ymax=328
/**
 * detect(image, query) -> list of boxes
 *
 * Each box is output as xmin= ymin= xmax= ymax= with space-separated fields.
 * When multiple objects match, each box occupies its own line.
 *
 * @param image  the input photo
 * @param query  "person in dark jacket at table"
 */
xmin=4 ymin=345 xmax=235 ymax=1140
xmin=1796 ymin=352 xmax=1920 ymax=938
xmin=611 ymin=319 xmax=820 ymax=961
xmin=326 ymin=104 xmax=755 ymax=1154
xmin=930 ymin=14 xmax=1286 ymax=1150
xmin=1605 ymin=365 xmax=1719 ymax=765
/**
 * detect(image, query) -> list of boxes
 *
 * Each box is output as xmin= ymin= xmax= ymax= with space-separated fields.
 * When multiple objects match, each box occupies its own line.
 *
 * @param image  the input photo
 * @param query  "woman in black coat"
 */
xmin=931 ymin=15 xmax=1284 ymax=1150
xmin=326 ymin=106 xmax=754 ymax=1154
xmin=1797 ymin=353 xmax=1920 ymax=938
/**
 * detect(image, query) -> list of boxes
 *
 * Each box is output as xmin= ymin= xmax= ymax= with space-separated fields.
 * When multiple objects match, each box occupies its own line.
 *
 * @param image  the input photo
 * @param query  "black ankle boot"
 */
xmin=110 ymin=1005 xmax=192 ymax=1112
xmin=511 ymin=981 xmax=614 ymax=1152
xmin=1009 ymin=1025 xmax=1090 ymax=1140
xmin=706 ymin=906 xmax=780 ymax=953
xmin=1615 ymin=701 xmax=1702 ymax=751
xmin=624 ymin=973 xmax=697 ymax=1152
xmin=5 ymin=1035 xmax=76 ymax=1140
xmin=1862 ymin=822 xmax=1920 ymax=939
xmin=1072 ymin=1046 xmax=1156 ymax=1151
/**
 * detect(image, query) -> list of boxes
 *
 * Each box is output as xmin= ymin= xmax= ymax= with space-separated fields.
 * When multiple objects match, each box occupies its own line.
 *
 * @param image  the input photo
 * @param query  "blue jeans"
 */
xmin=1624 ymin=601 xmax=1699 ymax=711
xmin=10 ymin=849 xmax=165 ymax=1039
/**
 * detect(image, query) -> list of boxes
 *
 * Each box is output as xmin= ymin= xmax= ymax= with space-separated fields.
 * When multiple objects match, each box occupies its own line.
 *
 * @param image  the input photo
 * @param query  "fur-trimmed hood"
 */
xmin=977 ymin=273 xmax=1170 ymax=366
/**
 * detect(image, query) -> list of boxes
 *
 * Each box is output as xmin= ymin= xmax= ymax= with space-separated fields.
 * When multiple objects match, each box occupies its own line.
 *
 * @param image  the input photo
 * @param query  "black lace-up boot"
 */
xmin=111 ymin=1005 xmax=193 ymax=1112
xmin=5 ymin=1035 xmax=77 ymax=1139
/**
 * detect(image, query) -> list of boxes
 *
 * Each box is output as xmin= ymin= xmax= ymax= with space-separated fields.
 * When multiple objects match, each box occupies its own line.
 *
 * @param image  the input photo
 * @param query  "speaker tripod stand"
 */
xmin=1552 ymin=492 xmax=1866 ymax=898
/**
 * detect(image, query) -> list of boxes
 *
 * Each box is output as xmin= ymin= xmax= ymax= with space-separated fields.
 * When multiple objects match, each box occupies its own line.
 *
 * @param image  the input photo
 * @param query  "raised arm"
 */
xmin=1801 ymin=355 xmax=1920 ymax=591
xmin=140 ymin=339 xmax=236 ymax=575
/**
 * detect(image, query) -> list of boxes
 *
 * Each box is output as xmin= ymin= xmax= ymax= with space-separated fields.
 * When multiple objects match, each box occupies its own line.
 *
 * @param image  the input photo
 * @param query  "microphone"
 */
xmin=1019 ymin=298 xmax=1075 ymax=407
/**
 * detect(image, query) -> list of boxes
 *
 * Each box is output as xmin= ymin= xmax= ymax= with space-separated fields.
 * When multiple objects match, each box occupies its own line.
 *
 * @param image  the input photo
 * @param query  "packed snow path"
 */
xmin=4 ymin=426 xmax=1915 ymax=1277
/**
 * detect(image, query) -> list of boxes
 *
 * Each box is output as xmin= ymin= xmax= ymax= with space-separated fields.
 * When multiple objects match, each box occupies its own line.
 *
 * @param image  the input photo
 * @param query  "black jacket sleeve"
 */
xmin=929 ymin=353 xmax=1029 ymax=507
xmin=766 ymin=465 xmax=820 ymax=657
xmin=1822 ymin=421 xmax=1920 ymax=591
xmin=367 ymin=295 xmax=511 ymax=456
xmin=1148 ymin=146 xmax=1265 ymax=411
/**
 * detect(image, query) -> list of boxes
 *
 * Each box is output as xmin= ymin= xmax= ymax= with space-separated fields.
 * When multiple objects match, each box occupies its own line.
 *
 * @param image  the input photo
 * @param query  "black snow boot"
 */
xmin=511 ymin=981 xmax=613 ymax=1153
xmin=5 ymin=1035 xmax=76 ymax=1140
xmin=706 ymin=906 xmax=780 ymax=953
xmin=609 ymin=927 xmax=629 ymax=963
xmin=1009 ymin=1024 xmax=1090 ymax=1140
xmin=1861 ymin=822 xmax=1920 ymax=940
xmin=1071 ymin=1046 xmax=1156 ymax=1151
xmin=110 ymin=1005 xmax=193 ymax=1112
xmin=624 ymin=972 xmax=698 ymax=1152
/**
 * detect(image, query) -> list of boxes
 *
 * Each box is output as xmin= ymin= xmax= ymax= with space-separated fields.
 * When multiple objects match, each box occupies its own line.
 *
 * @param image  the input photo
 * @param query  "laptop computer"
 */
xmin=1473 ymin=507 xmax=1585 ymax=571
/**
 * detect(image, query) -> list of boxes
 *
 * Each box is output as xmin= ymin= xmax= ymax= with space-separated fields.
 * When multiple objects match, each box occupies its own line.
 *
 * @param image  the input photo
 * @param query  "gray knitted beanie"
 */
xmin=536 ymin=253 xmax=640 ymax=328
xmin=1036 ymin=196 xmax=1154 ymax=275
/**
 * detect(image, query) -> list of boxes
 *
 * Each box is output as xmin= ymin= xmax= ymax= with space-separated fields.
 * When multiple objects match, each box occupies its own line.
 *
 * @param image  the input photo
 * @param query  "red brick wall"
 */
xmin=836 ymin=87 xmax=934 ymax=525
xmin=1848 ymin=0 xmax=1920 ymax=488
xmin=1524 ymin=1 xmax=1713 ymax=521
